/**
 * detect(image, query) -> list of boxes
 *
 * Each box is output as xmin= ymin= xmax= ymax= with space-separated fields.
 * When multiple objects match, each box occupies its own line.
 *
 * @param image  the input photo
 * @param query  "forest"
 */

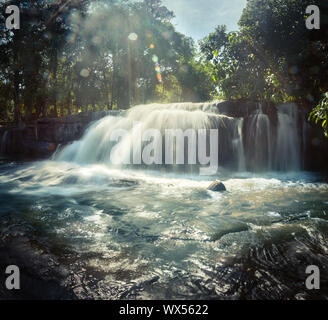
xmin=0 ymin=0 xmax=327 ymax=135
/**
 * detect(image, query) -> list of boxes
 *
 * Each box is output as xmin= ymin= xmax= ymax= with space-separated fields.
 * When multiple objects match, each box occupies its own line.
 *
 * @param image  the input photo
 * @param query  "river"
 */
xmin=0 ymin=103 xmax=327 ymax=299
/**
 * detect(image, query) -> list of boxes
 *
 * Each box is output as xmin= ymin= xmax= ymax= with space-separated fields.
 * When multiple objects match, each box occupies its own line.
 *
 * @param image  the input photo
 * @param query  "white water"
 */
xmin=57 ymin=103 xmax=232 ymax=172
xmin=233 ymin=118 xmax=246 ymax=171
xmin=56 ymin=102 xmax=302 ymax=173
xmin=248 ymin=105 xmax=272 ymax=171
xmin=275 ymin=103 xmax=301 ymax=171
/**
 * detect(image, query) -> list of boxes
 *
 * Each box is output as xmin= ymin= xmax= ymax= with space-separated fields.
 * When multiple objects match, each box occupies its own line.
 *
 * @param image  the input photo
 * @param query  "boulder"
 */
xmin=207 ymin=180 xmax=226 ymax=192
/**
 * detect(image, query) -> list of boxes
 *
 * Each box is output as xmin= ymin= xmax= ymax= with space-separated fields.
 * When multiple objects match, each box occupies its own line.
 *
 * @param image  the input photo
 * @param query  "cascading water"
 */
xmin=232 ymin=119 xmax=246 ymax=171
xmin=57 ymin=102 xmax=246 ymax=173
xmin=246 ymin=105 xmax=272 ymax=171
xmin=57 ymin=102 xmax=304 ymax=173
xmin=275 ymin=103 xmax=301 ymax=171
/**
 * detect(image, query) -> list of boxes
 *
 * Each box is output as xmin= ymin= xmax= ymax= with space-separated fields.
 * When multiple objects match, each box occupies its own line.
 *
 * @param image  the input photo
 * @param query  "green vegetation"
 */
xmin=0 ymin=0 xmax=214 ymax=123
xmin=309 ymin=93 xmax=328 ymax=137
xmin=0 ymin=0 xmax=327 ymax=137
xmin=200 ymin=0 xmax=327 ymax=105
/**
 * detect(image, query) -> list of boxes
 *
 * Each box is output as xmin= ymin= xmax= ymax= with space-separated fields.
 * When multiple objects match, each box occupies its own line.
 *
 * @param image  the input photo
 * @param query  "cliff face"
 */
xmin=0 ymin=101 xmax=327 ymax=172
xmin=0 ymin=111 xmax=120 ymax=159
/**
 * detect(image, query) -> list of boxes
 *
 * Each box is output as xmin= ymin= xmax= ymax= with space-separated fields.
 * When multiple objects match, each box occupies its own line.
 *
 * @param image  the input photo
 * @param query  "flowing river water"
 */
xmin=0 ymin=103 xmax=327 ymax=299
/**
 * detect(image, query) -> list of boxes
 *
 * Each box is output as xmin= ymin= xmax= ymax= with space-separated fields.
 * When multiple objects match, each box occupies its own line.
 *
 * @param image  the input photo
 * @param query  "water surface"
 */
xmin=0 ymin=160 xmax=327 ymax=299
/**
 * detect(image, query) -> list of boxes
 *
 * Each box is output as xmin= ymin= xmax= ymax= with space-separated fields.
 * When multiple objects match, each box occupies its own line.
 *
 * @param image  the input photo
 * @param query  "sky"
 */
xmin=161 ymin=0 xmax=247 ymax=41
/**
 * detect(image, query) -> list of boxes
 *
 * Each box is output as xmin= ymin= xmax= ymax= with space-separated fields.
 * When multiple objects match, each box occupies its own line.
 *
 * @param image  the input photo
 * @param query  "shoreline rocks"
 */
xmin=208 ymin=180 xmax=227 ymax=192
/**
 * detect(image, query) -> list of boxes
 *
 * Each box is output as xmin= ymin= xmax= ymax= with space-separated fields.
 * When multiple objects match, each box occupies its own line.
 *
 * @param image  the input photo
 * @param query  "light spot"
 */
xmin=128 ymin=33 xmax=138 ymax=41
xmin=80 ymin=69 xmax=90 ymax=78
xmin=152 ymin=55 xmax=159 ymax=63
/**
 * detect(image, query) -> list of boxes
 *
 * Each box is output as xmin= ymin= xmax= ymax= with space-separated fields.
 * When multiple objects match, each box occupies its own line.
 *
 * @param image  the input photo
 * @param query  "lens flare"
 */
xmin=152 ymin=55 xmax=159 ymax=63
xmin=128 ymin=33 xmax=138 ymax=41
xmin=80 ymin=69 xmax=90 ymax=78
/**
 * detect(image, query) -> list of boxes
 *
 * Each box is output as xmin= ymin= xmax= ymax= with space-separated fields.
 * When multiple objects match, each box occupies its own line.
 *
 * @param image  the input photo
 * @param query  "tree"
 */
xmin=0 ymin=0 xmax=215 ymax=124
xmin=309 ymin=93 xmax=328 ymax=137
xmin=200 ymin=0 xmax=328 ymax=107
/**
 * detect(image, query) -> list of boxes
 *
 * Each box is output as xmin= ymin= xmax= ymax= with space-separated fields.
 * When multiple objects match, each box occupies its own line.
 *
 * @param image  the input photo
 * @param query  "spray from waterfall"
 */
xmin=56 ymin=102 xmax=302 ymax=174
xmin=248 ymin=105 xmax=272 ymax=171
xmin=233 ymin=119 xmax=246 ymax=171
xmin=275 ymin=103 xmax=301 ymax=171
xmin=57 ymin=103 xmax=232 ymax=175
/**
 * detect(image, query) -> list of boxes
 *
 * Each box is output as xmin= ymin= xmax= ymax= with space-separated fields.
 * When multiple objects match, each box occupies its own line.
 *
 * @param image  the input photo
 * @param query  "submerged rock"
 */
xmin=208 ymin=180 xmax=227 ymax=192
xmin=212 ymin=223 xmax=250 ymax=241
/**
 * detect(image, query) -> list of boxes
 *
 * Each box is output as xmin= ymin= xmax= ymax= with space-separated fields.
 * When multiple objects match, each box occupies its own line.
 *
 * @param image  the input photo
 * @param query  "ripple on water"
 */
xmin=0 ymin=162 xmax=328 ymax=299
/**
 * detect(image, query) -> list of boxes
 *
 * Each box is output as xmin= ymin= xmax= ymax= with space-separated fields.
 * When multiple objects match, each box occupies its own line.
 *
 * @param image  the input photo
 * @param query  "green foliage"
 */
xmin=0 ymin=0 xmax=214 ymax=123
xmin=309 ymin=93 xmax=328 ymax=137
xmin=200 ymin=0 xmax=327 ymax=107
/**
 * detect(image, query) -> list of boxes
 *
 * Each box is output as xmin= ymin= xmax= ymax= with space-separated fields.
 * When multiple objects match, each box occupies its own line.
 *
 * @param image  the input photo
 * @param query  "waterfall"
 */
xmin=57 ymin=103 xmax=226 ymax=174
xmin=233 ymin=119 xmax=246 ymax=171
xmin=56 ymin=101 xmax=303 ymax=173
xmin=275 ymin=103 xmax=301 ymax=171
xmin=247 ymin=105 xmax=272 ymax=171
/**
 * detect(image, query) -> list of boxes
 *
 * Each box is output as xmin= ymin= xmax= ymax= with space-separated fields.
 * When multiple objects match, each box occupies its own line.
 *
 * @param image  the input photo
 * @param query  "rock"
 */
xmin=212 ymin=223 xmax=249 ymax=241
xmin=207 ymin=180 xmax=226 ymax=192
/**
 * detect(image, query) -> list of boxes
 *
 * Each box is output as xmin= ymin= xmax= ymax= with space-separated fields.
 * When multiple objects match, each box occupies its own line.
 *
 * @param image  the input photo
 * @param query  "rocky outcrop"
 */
xmin=0 ymin=111 xmax=122 ymax=159
xmin=208 ymin=180 xmax=227 ymax=192
xmin=214 ymin=99 xmax=277 ymax=120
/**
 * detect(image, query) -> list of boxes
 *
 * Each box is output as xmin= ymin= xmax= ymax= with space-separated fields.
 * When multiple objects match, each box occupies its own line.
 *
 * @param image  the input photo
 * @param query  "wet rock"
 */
xmin=208 ymin=180 xmax=226 ymax=192
xmin=215 ymin=100 xmax=277 ymax=118
xmin=212 ymin=223 xmax=249 ymax=241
